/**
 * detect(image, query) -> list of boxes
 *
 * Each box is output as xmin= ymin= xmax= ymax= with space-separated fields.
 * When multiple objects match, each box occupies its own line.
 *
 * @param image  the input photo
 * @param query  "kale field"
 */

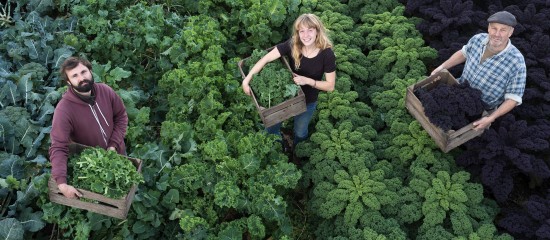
xmin=1 ymin=0 xmax=549 ymax=239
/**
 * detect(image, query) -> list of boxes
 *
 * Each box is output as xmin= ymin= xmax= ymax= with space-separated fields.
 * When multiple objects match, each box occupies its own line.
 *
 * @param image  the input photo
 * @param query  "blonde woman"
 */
xmin=242 ymin=13 xmax=336 ymax=151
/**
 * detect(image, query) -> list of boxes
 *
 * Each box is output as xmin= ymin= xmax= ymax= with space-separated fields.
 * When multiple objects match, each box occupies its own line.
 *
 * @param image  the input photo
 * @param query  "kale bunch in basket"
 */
xmin=245 ymin=49 xmax=300 ymax=108
xmin=69 ymin=147 xmax=143 ymax=199
xmin=415 ymin=80 xmax=485 ymax=131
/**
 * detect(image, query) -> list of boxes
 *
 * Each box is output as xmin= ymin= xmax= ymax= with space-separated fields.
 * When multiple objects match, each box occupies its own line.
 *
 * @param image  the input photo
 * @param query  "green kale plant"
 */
xmin=70 ymin=148 xmax=144 ymax=199
xmin=245 ymin=49 xmax=299 ymax=108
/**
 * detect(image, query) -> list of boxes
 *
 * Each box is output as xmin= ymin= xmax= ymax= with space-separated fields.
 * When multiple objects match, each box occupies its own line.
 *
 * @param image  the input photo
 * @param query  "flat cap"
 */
xmin=487 ymin=11 xmax=517 ymax=27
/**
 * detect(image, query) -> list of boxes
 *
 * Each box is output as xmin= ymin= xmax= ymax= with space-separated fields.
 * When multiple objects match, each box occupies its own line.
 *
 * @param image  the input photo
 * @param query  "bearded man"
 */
xmin=431 ymin=11 xmax=526 ymax=130
xmin=49 ymin=56 xmax=128 ymax=198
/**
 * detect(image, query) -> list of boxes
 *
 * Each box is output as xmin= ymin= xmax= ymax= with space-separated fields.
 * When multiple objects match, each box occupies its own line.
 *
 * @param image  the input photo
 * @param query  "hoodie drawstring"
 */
xmin=96 ymin=104 xmax=110 ymax=128
xmin=89 ymin=104 xmax=109 ymax=146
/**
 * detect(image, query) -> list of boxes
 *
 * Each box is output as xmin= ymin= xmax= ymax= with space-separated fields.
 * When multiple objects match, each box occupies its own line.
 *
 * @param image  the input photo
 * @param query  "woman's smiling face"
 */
xmin=298 ymin=25 xmax=317 ymax=47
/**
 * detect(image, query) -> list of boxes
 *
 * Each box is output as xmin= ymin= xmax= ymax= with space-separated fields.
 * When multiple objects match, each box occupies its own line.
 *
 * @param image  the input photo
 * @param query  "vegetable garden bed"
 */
xmin=48 ymin=143 xmax=142 ymax=219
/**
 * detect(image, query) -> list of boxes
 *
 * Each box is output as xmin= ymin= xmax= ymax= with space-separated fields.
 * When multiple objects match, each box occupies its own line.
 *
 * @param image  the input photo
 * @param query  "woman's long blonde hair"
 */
xmin=290 ymin=13 xmax=332 ymax=69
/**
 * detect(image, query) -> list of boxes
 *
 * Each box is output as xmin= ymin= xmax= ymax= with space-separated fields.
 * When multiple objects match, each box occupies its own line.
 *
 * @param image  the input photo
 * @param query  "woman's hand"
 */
xmin=241 ymin=47 xmax=282 ymax=96
xmin=242 ymin=80 xmax=252 ymax=96
xmin=293 ymin=74 xmax=314 ymax=86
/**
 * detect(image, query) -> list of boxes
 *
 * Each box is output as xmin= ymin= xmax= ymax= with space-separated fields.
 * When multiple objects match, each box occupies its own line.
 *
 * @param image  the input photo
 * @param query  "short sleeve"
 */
xmin=276 ymin=39 xmax=292 ymax=56
xmin=461 ymin=39 xmax=473 ymax=59
xmin=323 ymin=48 xmax=336 ymax=73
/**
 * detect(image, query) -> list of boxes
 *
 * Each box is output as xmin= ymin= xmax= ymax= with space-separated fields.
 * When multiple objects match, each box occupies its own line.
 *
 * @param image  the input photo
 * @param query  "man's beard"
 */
xmin=70 ymin=77 xmax=94 ymax=93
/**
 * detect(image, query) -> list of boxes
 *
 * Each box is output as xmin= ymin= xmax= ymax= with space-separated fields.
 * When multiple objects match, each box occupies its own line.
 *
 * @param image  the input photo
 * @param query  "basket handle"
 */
xmin=237 ymin=59 xmax=262 ymax=111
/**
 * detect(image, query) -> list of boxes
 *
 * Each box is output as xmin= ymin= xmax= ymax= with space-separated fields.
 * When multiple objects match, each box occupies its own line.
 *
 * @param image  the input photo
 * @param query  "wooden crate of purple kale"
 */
xmin=405 ymin=69 xmax=488 ymax=153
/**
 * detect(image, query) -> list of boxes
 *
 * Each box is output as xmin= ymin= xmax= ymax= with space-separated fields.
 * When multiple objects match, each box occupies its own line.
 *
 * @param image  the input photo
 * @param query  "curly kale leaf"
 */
xmin=513 ymin=67 xmax=550 ymax=121
xmin=333 ymin=44 xmax=369 ymax=82
xmin=366 ymin=37 xmax=436 ymax=84
xmin=349 ymin=0 xmax=401 ymax=19
xmin=360 ymin=6 xmax=423 ymax=50
xmin=498 ymin=192 xmax=550 ymax=239
xmin=297 ymin=118 xmax=376 ymax=185
xmin=317 ymin=169 xmax=390 ymax=226
xmin=320 ymin=11 xmax=361 ymax=48
xmin=416 ymin=80 xmax=484 ymax=131
xmin=411 ymin=171 xmax=470 ymax=228
xmin=457 ymin=115 xmax=550 ymax=202
xmin=417 ymin=0 xmax=479 ymax=36
xmin=244 ymin=49 xmax=298 ymax=108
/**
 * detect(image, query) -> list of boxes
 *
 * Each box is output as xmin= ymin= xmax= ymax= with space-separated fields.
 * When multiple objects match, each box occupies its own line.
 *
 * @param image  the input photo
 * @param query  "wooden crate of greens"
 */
xmin=48 ymin=143 xmax=142 ymax=219
xmin=238 ymin=48 xmax=306 ymax=128
xmin=405 ymin=69 xmax=488 ymax=153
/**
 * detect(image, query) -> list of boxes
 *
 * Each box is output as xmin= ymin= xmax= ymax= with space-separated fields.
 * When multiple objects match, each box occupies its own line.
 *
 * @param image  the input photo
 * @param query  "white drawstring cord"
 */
xmin=89 ymin=104 xmax=108 ymax=145
xmin=95 ymin=104 xmax=110 ymax=127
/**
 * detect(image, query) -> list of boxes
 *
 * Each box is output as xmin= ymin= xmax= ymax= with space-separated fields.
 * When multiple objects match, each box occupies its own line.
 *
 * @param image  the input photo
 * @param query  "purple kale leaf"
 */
xmin=457 ymin=114 xmax=550 ymax=202
xmin=418 ymin=0 xmax=477 ymax=35
xmin=499 ymin=192 xmax=550 ymax=239
xmin=416 ymin=80 xmax=484 ymax=131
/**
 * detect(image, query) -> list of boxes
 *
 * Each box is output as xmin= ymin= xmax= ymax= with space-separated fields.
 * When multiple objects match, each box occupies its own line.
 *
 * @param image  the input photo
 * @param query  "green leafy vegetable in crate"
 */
xmin=69 ymin=147 xmax=143 ymax=199
xmin=245 ymin=49 xmax=300 ymax=107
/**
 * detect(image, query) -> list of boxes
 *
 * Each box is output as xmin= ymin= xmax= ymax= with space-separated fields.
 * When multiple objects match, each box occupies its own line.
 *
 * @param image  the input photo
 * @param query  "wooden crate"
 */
xmin=238 ymin=51 xmax=306 ymax=128
xmin=405 ymin=70 xmax=488 ymax=153
xmin=48 ymin=143 xmax=142 ymax=219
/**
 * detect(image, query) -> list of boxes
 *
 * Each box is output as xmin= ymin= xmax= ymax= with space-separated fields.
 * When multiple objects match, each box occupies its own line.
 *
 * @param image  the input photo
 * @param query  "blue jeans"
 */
xmin=266 ymin=102 xmax=317 ymax=147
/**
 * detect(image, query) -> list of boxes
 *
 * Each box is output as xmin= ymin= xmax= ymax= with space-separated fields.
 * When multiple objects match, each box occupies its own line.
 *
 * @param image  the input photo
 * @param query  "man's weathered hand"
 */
xmin=431 ymin=66 xmax=444 ymax=76
xmin=473 ymin=116 xmax=494 ymax=131
xmin=58 ymin=183 xmax=82 ymax=199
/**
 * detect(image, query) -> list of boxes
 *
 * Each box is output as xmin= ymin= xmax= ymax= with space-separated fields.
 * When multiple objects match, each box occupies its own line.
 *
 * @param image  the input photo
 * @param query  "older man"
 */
xmin=431 ymin=11 xmax=526 ymax=130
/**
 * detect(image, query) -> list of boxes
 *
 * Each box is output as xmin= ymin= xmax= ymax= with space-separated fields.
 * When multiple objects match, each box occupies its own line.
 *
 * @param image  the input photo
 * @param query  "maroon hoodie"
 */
xmin=49 ymin=83 xmax=128 ymax=185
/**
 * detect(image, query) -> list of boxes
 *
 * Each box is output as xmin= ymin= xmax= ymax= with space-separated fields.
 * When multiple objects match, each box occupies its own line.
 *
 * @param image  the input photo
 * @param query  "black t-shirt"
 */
xmin=276 ymin=40 xmax=336 ymax=103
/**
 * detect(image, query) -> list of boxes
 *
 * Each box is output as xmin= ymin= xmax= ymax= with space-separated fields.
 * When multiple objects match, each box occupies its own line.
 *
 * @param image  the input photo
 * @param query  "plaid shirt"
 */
xmin=459 ymin=33 xmax=526 ymax=109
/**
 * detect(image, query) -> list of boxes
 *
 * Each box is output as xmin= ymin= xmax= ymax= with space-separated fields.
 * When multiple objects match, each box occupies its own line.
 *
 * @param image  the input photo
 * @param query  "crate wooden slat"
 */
xmin=48 ymin=143 xmax=142 ymax=219
xmin=405 ymin=70 xmax=487 ymax=153
xmin=238 ymin=49 xmax=306 ymax=128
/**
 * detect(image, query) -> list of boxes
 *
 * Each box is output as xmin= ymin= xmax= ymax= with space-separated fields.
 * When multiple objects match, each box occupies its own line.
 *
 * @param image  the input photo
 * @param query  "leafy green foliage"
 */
xmin=349 ymin=0 xmax=402 ymax=19
xmin=319 ymin=11 xmax=361 ymax=48
xmin=0 ymin=218 xmax=24 ymax=240
xmin=245 ymin=49 xmax=299 ymax=108
xmin=0 ymin=106 xmax=37 ymax=155
xmin=0 ymin=64 xmax=61 ymax=157
xmin=233 ymin=0 xmax=290 ymax=53
xmin=358 ymin=7 xmax=436 ymax=102
xmin=333 ymin=44 xmax=369 ymax=83
xmin=359 ymin=6 xmax=422 ymax=50
xmin=0 ymin=2 xmax=75 ymax=237
xmin=68 ymin=2 xmax=183 ymax=89
xmin=317 ymin=169 xmax=396 ymax=226
xmin=0 ymin=10 xmax=74 ymax=76
xmin=2 ymin=0 xmax=523 ymax=239
xmin=116 ymin=89 xmax=152 ymax=149
xmin=70 ymin=148 xmax=143 ymax=199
